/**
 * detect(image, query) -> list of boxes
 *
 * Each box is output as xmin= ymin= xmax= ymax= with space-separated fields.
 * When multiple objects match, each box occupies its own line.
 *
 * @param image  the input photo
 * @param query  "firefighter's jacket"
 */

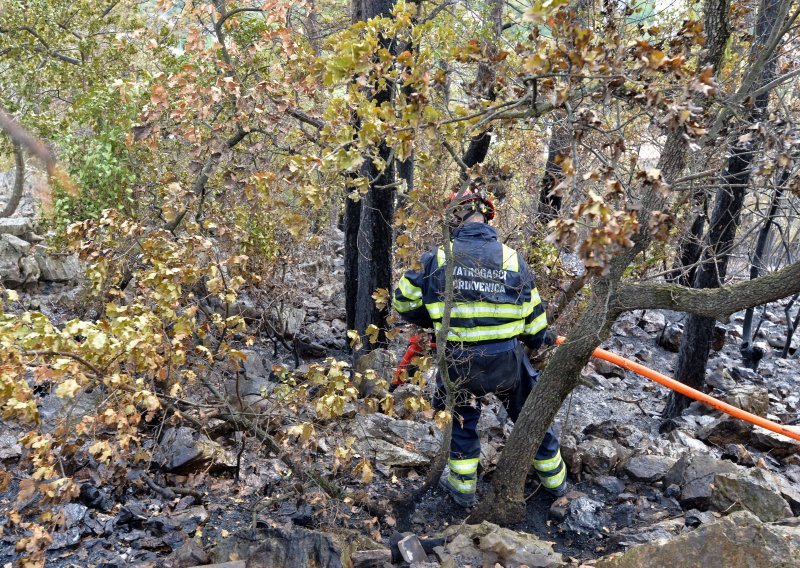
xmin=393 ymin=223 xmax=548 ymax=349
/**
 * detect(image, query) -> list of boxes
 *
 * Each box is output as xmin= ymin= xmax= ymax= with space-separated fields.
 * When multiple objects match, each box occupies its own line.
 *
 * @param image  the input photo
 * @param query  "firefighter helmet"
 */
xmin=447 ymin=188 xmax=496 ymax=221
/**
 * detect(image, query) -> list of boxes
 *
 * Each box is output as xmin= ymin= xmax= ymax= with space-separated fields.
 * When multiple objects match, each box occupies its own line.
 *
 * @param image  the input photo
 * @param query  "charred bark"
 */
xmin=344 ymin=193 xmax=361 ymax=332
xmin=665 ymin=0 xmax=732 ymax=283
xmin=664 ymin=0 xmax=784 ymax=418
xmin=740 ymin=167 xmax=789 ymax=367
xmin=536 ymin=115 xmax=570 ymax=222
xmin=344 ymin=0 xmax=397 ymax=348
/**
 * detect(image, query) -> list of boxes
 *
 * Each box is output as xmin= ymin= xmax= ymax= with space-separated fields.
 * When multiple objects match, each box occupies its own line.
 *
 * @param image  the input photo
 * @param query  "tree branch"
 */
xmin=615 ymin=260 xmax=800 ymax=321
xmin=215 ymin=7 xmax=264 ymax=33
xmin=24 ymin=350 xmax=103 ymax=378
xmin=1 ymin=141 xmax=24 ymax=217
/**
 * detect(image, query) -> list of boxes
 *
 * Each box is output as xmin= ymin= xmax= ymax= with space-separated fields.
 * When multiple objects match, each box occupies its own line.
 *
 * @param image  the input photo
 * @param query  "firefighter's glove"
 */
xmin=543 ymin=328 xmax=558 ymax=347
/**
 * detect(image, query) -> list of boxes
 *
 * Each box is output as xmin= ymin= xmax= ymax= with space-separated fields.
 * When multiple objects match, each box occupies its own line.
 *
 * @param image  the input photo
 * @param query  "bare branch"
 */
xmin=615 ymin=260 xmax=800 ymax=321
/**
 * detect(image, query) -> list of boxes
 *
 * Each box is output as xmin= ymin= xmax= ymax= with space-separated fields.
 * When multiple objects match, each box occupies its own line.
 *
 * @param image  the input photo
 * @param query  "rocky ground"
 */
xmin=1 ymin=219 xmax=799 ymax=567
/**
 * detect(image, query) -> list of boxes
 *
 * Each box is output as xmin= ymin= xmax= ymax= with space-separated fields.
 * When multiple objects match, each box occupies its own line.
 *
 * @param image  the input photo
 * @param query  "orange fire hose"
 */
xmin=556 ymin=336 xmax=800 ymax=442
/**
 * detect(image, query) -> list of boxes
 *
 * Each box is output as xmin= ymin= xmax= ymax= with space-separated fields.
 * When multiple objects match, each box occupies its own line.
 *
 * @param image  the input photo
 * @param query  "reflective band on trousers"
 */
xmin=448 ymin=474 xmax=477 ymax=494
xmin=533 ymin=450 xmax=563 ymax=473
xmin=537 ymin=465 xmax=566 ymax=489
xmin=449 ymin=457 xmax=479 ymax=476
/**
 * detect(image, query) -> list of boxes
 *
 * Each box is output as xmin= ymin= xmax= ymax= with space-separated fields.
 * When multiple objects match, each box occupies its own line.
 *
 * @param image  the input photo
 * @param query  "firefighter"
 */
xmin=393 ymin=187 xmax=566 ymax=507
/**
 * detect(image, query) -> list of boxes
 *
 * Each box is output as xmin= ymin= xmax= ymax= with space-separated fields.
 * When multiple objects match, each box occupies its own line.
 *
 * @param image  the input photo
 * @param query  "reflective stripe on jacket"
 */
xmin=393 ymin=223 xmax=548 ymax=347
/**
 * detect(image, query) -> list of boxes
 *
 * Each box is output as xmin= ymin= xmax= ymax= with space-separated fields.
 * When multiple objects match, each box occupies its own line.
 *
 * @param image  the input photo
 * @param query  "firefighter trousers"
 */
xmin=433 ymin=340 xmax=566 ymax=497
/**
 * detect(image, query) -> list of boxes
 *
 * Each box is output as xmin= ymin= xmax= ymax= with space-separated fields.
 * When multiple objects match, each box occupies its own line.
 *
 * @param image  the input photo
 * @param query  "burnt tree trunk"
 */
xmin=459 ymin=0 xmax=503 ymax=175
xmin=665 ymin=0 xmax=732 ymax=283
xmin=783 ymin=293 xmax=799 ymax=359
xmin=740 ymin=166 xmax=790 ymax=368
xmin=536 ymin=115 xmax=570 ymax=222
xmin=345 ymin=0 xmax=397 ymax=348
xmin=666 ymin=194 xmax=708 ymax=286
xmin=663 ymin=0 xmax=784 ymax=418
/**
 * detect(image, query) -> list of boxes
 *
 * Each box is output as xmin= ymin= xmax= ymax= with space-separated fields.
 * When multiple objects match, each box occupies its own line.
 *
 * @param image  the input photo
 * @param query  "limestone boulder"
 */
xmin=444 ymin=521 xmax=562 ymax=568
xmin=352 ymin=413 xmax=440 ymax=467
xmin=623 ymin=454 xmax=677 ymax=483
xmin=34 ymin=245 xmax=80 ymax=282
xmin=154 ymin=427 xmax=236 ymax=473
xmin=576 ymin=438 xmax=621 ymax=477
xmin=720 ymin=385 xmax=770 ymax=417
xmin=595 ymin=511 xmax=800 ymax=568
xmin=0 ymin=217 xmax=33 ymax=236
xmin=663 ymin=453 xmax=740 ymax=509
xmin=0 ymin=234 xmax=35 ymax=286
xmin=711 ymin=468 xmax=793 ymax=522
xmin=225 ymin=350 xmax=276 ymax=410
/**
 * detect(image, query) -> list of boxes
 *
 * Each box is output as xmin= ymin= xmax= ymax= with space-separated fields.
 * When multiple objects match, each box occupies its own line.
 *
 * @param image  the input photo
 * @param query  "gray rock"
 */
xmin=611 ymin=518 xmax=684 ymax=547
xmin=229 ymin=295 xmax=261 ymax=321
xmin=549 ymin=490 xmax=587 ymax=522
xmin=593 ymin=358 xmax=625 ymax=379
xmin=444 ymin=534 xmax=482 ymax=567
xmin=34 ymin=246 xmax=80 ymax=282
xmin=39 ymin=388 xmax=104 ymax=432
xmin=398 ymin=535 xmax=427 ymax=563
xmin=0 ymin=431 xmax=21 ymax=460
xmin=351 ymin=549 xmax=392 ymax=568
xmin=634 ymin=348 xmax=653 ymax=363
xmin=352 ymin=413 xmax=440 ymax=467
xmin=711 ymin=468 xmax=793 ymax=522
xmin=696 ymin=416 xmax=752 ymax=446
xmin=771 ymin=471 xmax=800 ymax=516
xmin=0 ymin=233 xmax=34 ymax=286
xmin=444 ymin=521 xmax=562 ymax=568
xmin=276 ymin=306 xmax=306 ymax=337
xmin=749 ymin=426 xmax=800 ymax=458
xmin=666 ymin=429 xmax=708 ymax=452
xmin=20 ymin=254 xmax=40 ymax=281
xmin=226 ymin=350 xmax=275 ymax=410
xmin=721 ymin=443 xmax=756 ymax=467
xmin=623 ymin=455 xmax=677 ymax=483
xmin=657 ymin=324 xmax=683 ymax=352
xmin=212 ymin=526 xmax=346 ymax=567
xmin=355 ymin=348 xmax=397 ymax=383
xmin=729 ymin=366 xmax=761 ymax=383
xmin=154 ymin=427 xmax=236 ymax=473
xmin=594 ymin=475 xmax=626 ymax=494
xmin=663 ymin=453 xmax=740 ymax=510
xmin=705 ymin=369 xmax=736 ymax=392
xmin=0 ymin=217 xmax=33 ymax=236
xmin=595 ymin=511 xmax=800 ymax=568
xmin=576 ymin=438 xmax=620 ymax=477
xmin=583 ymin=372 xmax=614 ymax=389
xmin=563 ymin=496 xmax=606 ymax=534
xmin=685 ymin=509 xmax=716 ymax=527
xmin=62 ymin=503 xmax=88 ymax=529
xmin=720 ymin=385 xmax=770 ymax=417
